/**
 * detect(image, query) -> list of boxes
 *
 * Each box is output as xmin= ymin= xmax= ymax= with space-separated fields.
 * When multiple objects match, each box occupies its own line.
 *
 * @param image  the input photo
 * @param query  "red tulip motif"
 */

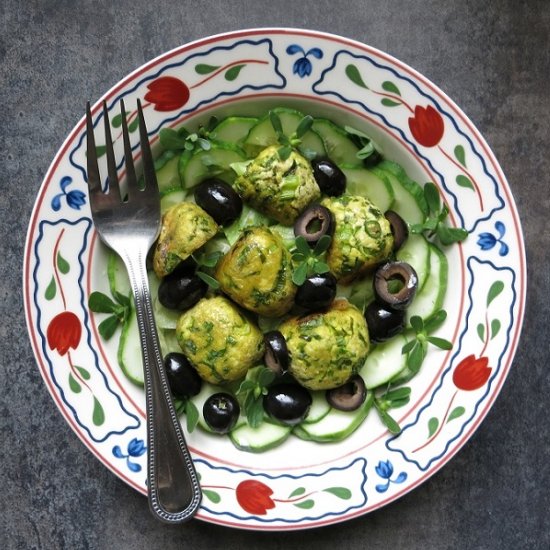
xmin=47 ymin=311 xmax=82 ymax=356
xmin=453 ymin=354 xmax=492 ymax=391
xmin=235 ymin=480 xmax=275 ymax=515
xmin=408 ymin=105 xmax=445 ymax=147
xmin=144 ymin=76 xmax=190 ymax=112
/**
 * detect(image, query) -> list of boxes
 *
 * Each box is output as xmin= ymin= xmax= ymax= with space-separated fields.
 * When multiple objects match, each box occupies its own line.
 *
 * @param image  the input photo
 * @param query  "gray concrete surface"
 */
xmin=2 ymin=0 xmax=548 ymax=548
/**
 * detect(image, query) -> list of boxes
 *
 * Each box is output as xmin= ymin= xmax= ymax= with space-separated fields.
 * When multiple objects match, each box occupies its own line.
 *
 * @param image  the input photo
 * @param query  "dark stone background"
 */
xmin=2 ymin=1 xmax=548 ymax=548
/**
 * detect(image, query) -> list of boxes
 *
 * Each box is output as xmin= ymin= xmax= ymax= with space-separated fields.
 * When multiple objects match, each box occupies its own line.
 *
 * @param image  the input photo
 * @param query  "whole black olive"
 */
xmin=374 ymin=261 xmax=418 ymax=310
xmin=365 ymin=301 xmax=406 ymax=342
xmin=194 ymin=178 xmax=243 ymax=226
xmin=264 ymin=331 xmax=290 ymax=375
xmin=295 ymin=272 xmax=337 ymax=311
xmin=158 ymin=268 xmax=208 ymax=311
xmin=385 ymin=210 xmax=409 ymax=251
xmin=311 ymin=158 xmax=346 ymax=196
xmin=294 ymin=204 xmax=334 ymax=246
xmin=203 ymin=392 xmax=240 ymax=434
xmin=326 ymin=375 xmax=367 ymax=411
xmin=263 ymin=383 xmax=312 ymax=426
xmin=164 ymin=352 xmax=203 ymax=399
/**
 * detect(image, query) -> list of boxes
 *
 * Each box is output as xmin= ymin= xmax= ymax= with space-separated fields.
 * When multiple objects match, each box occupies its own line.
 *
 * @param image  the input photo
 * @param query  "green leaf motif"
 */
xmin=447 ymin=406 xmax=465 ymax=422
xmin=456 ymin=175 xmax=474 ymax=190
xmin=45 ymin=276 xmax=56 ymax=300
xmin=289 ymin=487 xmax=306 ymax=498
xmin=75 ymin=366 xmax=91 ymax=380
xmin=111 ymin=113 xmax=123 ymax=128
xmin=195 ymin=63 xmax=219 ymax=75
xmin=128 ymin=117 xmax=139 ymax=133
xmin=491 ymin=319 xmax=501 ymax=339
xmin=428 ymin=417 xmax=439 ymax=437
xmin=202 ymin=489 xmax=221 ymax=503
xmin=487 ymin=281 xmax=504 ymax=307
xmin=225 ymin=64 xmax=245 ymax=81
xmin=92 ymin=397 xmax=105 ymax=426
xmin=95 ymin=145 xmax=107 ymax=158
xmin=57 ymin=252 xmax=70 ymax=274
xmin=69 ymin=373 xmax=81 ymax=393
xmin=323 ymin=487 xmax=352 ymax=500
xmin=345 ymin=64 xmax=368 ymax=89
xmin=382 ymin=81 xmax=401 ymax=95
xmin=294 ymin=499 xmax=315 ymax=509
xmin=381 ymin=98 xmax=402 ymax=107
xmin=454 ymin=145 xmax=467 ymax=167
xmin=477 ymin=323 xmax=485 ymax=342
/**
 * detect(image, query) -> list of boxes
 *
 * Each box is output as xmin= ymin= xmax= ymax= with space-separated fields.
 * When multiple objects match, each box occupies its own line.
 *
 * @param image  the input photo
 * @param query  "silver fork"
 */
xmin=86 ymin=99 xmax=202 ymax=523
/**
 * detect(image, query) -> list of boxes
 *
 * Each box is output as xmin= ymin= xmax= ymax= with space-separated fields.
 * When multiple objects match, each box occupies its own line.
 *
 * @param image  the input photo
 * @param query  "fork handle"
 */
xmin=123 ymin=250 xmax=202 ymax=523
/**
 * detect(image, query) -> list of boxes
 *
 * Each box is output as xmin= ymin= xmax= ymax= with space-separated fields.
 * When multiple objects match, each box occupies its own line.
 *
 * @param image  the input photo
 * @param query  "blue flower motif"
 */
xmin=477 ymin=221 xmax=509 ymax=256
xmin=113 ymin=437 xmax=146 ymax=472
xmin=52 ymin=176 xmax=86 ymax=211
xmin=374 ymin=460 xmax=407 ymax=493
xmin=286 ymin=44 xmax=323 ymax=78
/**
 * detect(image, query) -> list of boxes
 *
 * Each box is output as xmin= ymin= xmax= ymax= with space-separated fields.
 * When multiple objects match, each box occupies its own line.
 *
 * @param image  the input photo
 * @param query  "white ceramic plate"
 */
xmin=23 ymin=28 xmax=526 ymax=530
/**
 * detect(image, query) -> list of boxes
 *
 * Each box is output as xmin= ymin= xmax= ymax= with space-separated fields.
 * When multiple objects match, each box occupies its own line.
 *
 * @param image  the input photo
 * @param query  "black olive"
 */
xmin=365 ymin=301 xmax=406 ymax=342
xmin=158 ymin=267 xmax=208 ymax=311
xmin=311 ymin=158 xmax=346 ymax=196
xmin=203 ymin=392 xmax=240 ymax=434
xmin=326 ymin=375 xmax=367 ymax=411
xmin=385 ymin=210 xmax=409 ymax=251
xmin=295 ymin=272 xmax=337 ymax=311
xmin=194 ymin=178 xmax=243 ymax=226
xmin=264 ymin=331 xmax=290 ymax=375
xmin=374 ymin=261 xmax=418 ymax=310
xmin=263 ymin=383 xmax=312 ymax=426
xmin=294 ymin=204 xmax=334 ymax=246
xmin=164 ymin=352 xmax=202 ymax=399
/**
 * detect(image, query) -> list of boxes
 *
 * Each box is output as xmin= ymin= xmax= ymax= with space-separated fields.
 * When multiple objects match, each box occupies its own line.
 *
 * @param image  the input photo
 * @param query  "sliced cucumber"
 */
xmin=229 ymin=421 xmax=292 ymax=452
xmin=396 ymin=233 xmax=431 ymax=292
xmin=302 ymin=391 xmax=331 ymax=424
xmin=178 ymin=143 xmax=246 ymax=189
xmin=107 ymin=251 xmax=130 ymax=297
xmin=155 ymin=151 xmax=182 ymax=195
xmin=406 ymin=243 xmax=448 ymax=323
xmin=160 ymin=188 xmax=187 ymax=213
xmin=359 ymin=335 xmax=408 ymax=390
xmin=212 ymin=116 xmax=258 ymax=145
xmin=372 ymin=161 xmax=427 ymax=225
xmin=293 ymin=391 xmax=374 ymax=442
xmin=311 ymin=118 xmax=361 ymax=165
xmin=244 ymin=108 xmax=326 ymax=159
xmin=341 ymin=165 xmax=394 ymax=212
xmin=117 ymin=308 xmax=144 ymax=386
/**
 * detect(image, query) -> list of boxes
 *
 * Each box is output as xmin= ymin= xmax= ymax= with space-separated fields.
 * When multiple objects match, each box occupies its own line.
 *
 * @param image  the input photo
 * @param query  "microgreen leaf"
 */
xmin=98 ymin=315 xmax=120 ymax=340
xmin=88 ymin=291 xmax=119 ymax=314
xmin=375 ymin=404 xmax=402 ymax=434
xmin=184 ymin=399 xmax=199 ymax=432
xmin=295 ymin=115 xmax=313 ymax=138
xmin=269 ymin=110 xmax=284 ymax=135
xmin=277 ymin=145 xmax=292 ymax=161
xmin=426 ymin=336 xmax=453 ymax=350
xmin=412 ymin=183 xmax=469 ymax=245
xmin=292 ymin=262 xmax=309 ymax=286
xmin=291 ymin=235 xmax=332 ymax=286
xmin=236 ymin=366 xmax=275 ymax=429
xmin=196 ymin=271 xmax=220 ymax=290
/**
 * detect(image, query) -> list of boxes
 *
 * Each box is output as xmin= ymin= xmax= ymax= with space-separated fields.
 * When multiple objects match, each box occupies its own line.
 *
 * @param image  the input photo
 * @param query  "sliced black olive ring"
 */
xmin=326 ymin=375 xmax=367 ymax=411
xmin=294 ymin=204 xmax=334 ymax=246
xmin=374 ymin=261 xmax=418 ymax=310
xmin=384 ymin=210 xmax=409 ymax=251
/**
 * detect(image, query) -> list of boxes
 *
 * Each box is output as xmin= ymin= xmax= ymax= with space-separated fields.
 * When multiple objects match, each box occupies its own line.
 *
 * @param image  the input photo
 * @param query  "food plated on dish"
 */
xmin=23 ymin=29 xmax=525 ymax=530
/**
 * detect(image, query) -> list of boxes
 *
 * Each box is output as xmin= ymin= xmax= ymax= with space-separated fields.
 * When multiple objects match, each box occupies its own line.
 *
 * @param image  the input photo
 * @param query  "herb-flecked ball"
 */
xmin=279 ymin=299 xmax=370 ymax=390
xmin=175 ymin=295 xmax=264 ymax=384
